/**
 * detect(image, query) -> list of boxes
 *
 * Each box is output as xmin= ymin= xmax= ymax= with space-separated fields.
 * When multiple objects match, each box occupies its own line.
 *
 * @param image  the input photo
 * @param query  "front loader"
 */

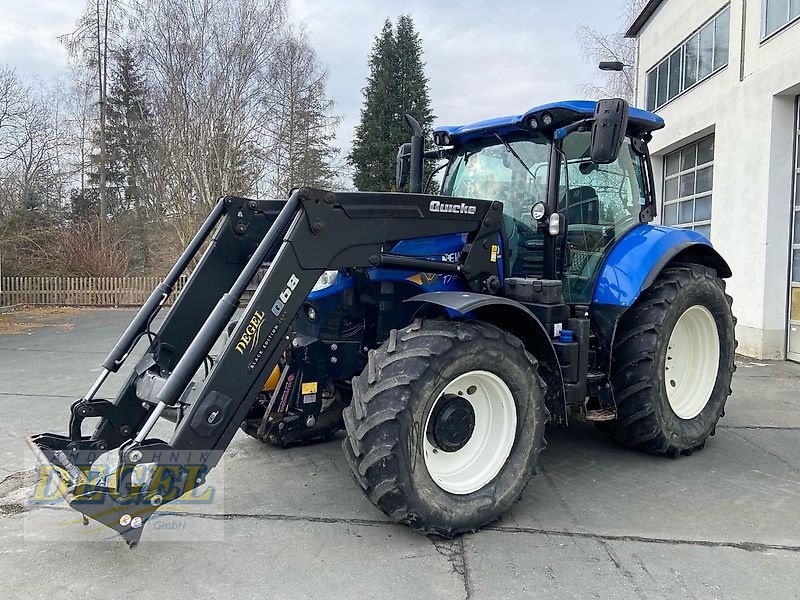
xmin=28 ymin=99 xmax=736 ymax=545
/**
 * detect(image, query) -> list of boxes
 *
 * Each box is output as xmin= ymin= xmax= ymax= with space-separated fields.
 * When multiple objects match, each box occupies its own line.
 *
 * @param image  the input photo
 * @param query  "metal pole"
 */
xmin=134 ymin=401 xmax=167 ymax=444
xmin=83 ymin=369 xmax=110 ymax=401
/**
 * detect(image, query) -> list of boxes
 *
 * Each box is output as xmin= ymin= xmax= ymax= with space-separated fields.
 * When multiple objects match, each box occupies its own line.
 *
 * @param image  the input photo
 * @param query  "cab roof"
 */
xmin=433 ymin=100 xmax=665 ymax=147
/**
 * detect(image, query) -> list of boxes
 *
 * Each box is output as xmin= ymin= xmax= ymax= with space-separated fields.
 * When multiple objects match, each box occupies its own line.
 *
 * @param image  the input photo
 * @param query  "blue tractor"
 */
xmin=29 ymin=99 xmax=736 ymax=544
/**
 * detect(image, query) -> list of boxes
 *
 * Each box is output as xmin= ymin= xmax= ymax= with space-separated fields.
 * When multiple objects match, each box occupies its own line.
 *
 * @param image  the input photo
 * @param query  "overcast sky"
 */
xmin=0 ymin=0 xmax=630 ymax=153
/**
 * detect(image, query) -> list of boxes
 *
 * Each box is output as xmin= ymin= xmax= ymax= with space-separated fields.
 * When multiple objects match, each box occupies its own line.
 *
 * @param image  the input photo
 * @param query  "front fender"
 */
xmin=592 ymin=224 xmax=732 ymax=308
xmin=407 ymin=291 xmax=567 ymax=425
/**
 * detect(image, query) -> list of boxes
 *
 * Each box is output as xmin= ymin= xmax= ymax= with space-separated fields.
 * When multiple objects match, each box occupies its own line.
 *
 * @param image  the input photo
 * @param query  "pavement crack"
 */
xmin=158 ymin=509 xmax=391 ymax=528
xmin=459 ymin=537 xmax=474 ymax=600
xmin=727 ymin=429 xmax=800 ymax=473
xmin=486 ymin=524 xmax=800 ymax=554
xmin=0 ymin=347 xmax=107 ymax=355
xmin=540 ymin=465 xmax=579 ymax=525
xmin=598 ymin=539 xmax=648 ymax=600
xmin=0 ymin=392 xmax=75 ymax=399
xmin=719 ymin=425 xmax=800 ymax=431
xmin=429 ymin=536 xmax=472 ymax=600
xmin=8 ymin=501 xmax=800 ymax=558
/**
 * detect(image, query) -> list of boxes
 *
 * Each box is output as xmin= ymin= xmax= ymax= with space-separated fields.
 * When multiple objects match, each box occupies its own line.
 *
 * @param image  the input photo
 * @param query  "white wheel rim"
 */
xmin=423 ymin=370 xmax=517 ymax=495
xmin=664 ymin=305 xmax=720 ymax=420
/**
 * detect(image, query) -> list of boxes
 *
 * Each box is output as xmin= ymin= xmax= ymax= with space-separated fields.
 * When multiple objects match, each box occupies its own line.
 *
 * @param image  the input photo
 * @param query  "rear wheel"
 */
xmin=600 ymin=264 xmax=736 ymax=455
xmin=342 ymin=319 xmax=547 ymax=537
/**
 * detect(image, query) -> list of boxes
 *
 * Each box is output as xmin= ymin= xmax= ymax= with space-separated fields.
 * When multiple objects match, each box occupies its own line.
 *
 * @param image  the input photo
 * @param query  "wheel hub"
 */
xmin=428 ymin=394 xmax=475 ymax=452
xmin=422 ymin=370 xmax=518 ymax=495
xmin=664 ymin=304 xmax=720 ymax=420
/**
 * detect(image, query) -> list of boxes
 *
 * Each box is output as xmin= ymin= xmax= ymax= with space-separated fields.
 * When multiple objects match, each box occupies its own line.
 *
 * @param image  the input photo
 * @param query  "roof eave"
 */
xmin=625 ymin=0 xmax=666 ymax=38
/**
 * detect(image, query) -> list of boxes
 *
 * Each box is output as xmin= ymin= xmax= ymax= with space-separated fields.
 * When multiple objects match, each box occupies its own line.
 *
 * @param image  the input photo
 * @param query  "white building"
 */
xmin=627 ymin=0 xmax=800 ymax=361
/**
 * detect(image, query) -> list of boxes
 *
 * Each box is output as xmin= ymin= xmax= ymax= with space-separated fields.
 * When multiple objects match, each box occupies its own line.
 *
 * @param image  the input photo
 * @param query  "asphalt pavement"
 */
xmin=0 ymin=307 xmax=798 ymax=599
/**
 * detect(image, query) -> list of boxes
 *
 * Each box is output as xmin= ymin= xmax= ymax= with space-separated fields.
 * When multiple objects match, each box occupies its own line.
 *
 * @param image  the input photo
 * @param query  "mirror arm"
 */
xmin=424 ymin=149 xmax=451 ymax=160
xmin=554 ymin=118 xmax=593 ymax=142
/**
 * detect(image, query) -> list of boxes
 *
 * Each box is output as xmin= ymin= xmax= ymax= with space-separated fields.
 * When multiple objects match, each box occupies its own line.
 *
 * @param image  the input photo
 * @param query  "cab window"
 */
xmin=442 ymin=137 xmax=550 ymax=277
xmin=559 ymin=131 xmax=647 ymax=303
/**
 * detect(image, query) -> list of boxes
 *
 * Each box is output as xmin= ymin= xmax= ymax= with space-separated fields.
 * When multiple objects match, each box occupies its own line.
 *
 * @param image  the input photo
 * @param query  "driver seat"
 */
xmin=560 ymin=186 xmax=600 ymax=225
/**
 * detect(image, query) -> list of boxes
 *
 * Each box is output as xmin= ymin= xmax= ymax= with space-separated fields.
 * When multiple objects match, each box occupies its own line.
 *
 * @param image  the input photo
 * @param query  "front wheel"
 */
xmin=342 ymin=319 xmax=547 ymax=537
xmin=600 ymin=264 xmax=737 ymax=455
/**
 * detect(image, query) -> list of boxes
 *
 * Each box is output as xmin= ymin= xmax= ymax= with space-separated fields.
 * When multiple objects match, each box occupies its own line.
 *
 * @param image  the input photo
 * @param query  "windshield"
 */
xmin=442 ymin=135 xmax=550 ymax=220
xmin=441 ymin=135 xmax=551 ymax=279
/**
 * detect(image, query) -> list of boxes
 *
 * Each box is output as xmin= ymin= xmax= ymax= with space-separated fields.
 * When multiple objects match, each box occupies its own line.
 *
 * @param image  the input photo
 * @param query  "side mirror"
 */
xmin=590 ymin=98 xmax=629 ymax=164
xmin=396 ymin=143 xmax=411 ymax=190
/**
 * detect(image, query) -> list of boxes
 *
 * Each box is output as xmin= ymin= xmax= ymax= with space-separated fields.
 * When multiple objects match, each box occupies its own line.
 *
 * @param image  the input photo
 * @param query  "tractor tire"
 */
xmin=600 ymin=264 xmax=736 ymax=456
xmin=342 ymin=319 xmax=547 ymax=537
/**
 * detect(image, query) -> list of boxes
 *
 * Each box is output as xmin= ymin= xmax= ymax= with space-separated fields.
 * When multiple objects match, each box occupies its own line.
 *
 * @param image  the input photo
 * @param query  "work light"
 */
xmin=531 ymin=201 xmax=547 ymax=220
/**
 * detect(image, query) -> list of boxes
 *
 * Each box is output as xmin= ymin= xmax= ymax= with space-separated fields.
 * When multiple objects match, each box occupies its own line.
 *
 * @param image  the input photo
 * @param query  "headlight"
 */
xmin=312 ymin=270 xmax=339 ymax=292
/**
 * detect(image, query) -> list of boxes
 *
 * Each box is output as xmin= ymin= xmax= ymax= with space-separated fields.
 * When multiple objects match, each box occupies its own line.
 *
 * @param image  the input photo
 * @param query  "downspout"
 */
xmin=740 ymin=0 xmax=747 ymax=82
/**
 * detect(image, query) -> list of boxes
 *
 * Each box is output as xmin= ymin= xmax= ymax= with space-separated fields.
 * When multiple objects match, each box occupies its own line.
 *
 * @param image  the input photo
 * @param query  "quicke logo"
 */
xmin=429 ymin=200 xmax=477 ymax=215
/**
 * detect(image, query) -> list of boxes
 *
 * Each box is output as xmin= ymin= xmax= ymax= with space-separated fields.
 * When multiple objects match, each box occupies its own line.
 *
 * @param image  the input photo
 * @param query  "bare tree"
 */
xmin=1 ymin=0 xmax=345 ymax=277
xmin=0 ymin=67 xmax=35 ymax=166
xmin=130 ymin=0 xmax=287 ymax=242
xmin=60 ymin=0 xmax=122 ymax=234
xmin=0 ymin=78 xmax=65 ymax=215
xmin=64 ymin=70 xmax=96 ymax=209
xmin=576 ymin=0 xmax=648 ymax=101
xmin=263 ymin=29 xmax=340 ymax=196
xmin=0 ymin=75 xmax=76 ymax=275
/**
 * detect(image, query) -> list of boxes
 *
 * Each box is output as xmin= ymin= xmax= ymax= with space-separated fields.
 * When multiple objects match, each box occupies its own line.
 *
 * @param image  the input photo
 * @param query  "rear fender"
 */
xmin=408 ymin=291 xmax=567 ymax=425
xmin=591 ymin=224 xmax=732 ymax=346
xmin=593 ymin=224 xmax=731 ymax=308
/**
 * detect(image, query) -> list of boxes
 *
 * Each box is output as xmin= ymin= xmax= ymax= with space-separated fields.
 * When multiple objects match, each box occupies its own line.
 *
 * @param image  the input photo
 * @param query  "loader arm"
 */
xmin=28 ymin=187 xmax=504 ymax=545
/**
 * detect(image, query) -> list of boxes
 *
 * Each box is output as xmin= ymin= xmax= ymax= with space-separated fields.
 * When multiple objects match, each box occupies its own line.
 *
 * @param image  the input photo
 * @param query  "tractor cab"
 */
xmin=412 ymin=100 xmax=665 ymax=304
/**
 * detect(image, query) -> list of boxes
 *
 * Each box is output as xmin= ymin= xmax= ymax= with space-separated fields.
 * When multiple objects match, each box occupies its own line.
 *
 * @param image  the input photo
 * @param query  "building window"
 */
xmin=764 ymin=0 xmax=800 ymax=38
xmin=662 ymin=136 xmax=714 ymax=239
xmin=646 ymin=6 xmax=731 ymax=111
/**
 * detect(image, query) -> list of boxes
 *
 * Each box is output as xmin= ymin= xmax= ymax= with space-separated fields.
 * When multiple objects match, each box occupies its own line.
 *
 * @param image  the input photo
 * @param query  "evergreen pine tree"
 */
xmin=349 ymin=16 xmax=435 ymax=192
xmin=92 ymin=47 xmax=155 ymax=270
xmin=394 ymin=15 xmax=434 ymax=139
xmin=106 ymin=47 xmax=154 ymax=215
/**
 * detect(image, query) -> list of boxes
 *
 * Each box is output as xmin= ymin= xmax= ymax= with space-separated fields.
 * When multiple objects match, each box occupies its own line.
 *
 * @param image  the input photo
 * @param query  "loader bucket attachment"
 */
xmin=27 ymin=434 xmax=159 ymax=546
xmin=27 ymin=187 xmax=504 ymax=544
